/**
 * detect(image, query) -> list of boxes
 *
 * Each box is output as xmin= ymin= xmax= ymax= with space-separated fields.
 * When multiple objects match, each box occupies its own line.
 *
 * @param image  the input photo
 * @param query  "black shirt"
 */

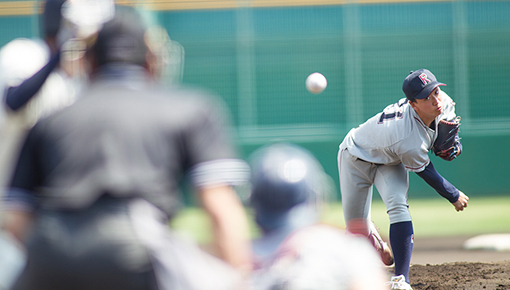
xmin=7 ymin=64 xmax=248 ymax=217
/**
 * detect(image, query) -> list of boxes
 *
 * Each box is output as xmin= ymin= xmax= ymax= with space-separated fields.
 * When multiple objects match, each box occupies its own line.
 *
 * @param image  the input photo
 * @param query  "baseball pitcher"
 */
xmin=338 ymin=69 xmax=469 ymax=290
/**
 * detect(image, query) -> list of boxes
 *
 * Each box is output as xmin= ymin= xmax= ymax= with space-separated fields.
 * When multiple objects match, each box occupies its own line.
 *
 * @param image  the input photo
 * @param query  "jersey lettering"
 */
xmin=378 ymin=99 xmax=408 ymax=123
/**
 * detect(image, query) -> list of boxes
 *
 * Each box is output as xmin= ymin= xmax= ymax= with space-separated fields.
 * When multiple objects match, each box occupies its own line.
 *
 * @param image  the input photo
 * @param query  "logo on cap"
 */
xmin=418 ymin=73 xmax=431 ymax=85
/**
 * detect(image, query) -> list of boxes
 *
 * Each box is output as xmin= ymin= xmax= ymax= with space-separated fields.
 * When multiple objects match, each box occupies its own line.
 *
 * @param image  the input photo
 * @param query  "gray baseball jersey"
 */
xmin=340 ymin=91 xmax=457 ymax=172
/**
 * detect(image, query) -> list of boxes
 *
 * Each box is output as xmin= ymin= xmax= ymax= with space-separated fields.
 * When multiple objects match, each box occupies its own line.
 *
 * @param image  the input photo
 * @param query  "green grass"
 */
xmin=322 ymin=195 xmax=510 ymax=238
xmin=170 ymin=195 xmax=510 ymax=244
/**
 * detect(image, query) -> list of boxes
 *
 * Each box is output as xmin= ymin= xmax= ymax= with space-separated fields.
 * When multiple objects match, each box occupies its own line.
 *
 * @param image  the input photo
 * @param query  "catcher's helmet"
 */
xmin=249 ymin=143 xmax=329 ymax=232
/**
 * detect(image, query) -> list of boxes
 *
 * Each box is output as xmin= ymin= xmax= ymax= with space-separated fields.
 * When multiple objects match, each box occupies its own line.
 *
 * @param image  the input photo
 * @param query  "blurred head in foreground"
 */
xmin=85 ymin=6 xmax=149 ymax=72
xmin=83 ymin=5 xmax=178 ymax=83
xmin=249 ymin=143 xmax=330 ymax=233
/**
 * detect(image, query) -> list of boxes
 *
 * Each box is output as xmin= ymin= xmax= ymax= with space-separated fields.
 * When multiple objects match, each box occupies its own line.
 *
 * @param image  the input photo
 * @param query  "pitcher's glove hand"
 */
xmin=433 ymin=116 xmax=461 ymax=161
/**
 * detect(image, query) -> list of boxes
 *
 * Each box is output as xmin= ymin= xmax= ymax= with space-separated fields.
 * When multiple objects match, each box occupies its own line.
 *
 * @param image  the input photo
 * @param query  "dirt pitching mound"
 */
xmin=408 ymin=261 xmax=510 ymax=290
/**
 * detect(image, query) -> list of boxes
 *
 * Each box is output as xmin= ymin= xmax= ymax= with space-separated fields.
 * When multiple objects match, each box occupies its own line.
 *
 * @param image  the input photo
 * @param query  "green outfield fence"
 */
xmin=2 ymin=0 xmax=510 ymax=199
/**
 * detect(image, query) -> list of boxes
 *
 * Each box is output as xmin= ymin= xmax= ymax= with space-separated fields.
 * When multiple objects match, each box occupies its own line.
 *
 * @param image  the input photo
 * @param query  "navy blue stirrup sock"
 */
xmin=390 ymin=221 xmax=414 ymax=283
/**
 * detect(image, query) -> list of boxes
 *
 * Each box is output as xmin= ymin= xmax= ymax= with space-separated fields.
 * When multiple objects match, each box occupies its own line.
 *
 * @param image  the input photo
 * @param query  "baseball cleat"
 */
xmin=369 ymin=222 xmax=394 ymax=266
xmin=388 ymin=275 xmax=413 ymax=290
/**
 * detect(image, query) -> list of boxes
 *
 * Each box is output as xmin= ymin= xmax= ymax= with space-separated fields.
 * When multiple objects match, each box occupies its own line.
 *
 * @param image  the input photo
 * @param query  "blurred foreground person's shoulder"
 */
xmin=253 ymin=223 xmax=389 ymax=290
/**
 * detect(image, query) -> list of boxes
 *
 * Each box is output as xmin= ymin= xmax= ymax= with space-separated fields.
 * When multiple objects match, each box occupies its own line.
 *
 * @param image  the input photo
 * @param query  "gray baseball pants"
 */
xmin=338 ymin=148 xmax=412 ymax=226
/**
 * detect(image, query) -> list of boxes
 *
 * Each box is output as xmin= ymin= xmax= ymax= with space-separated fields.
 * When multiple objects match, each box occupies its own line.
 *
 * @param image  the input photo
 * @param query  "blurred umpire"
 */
xmin=2 ymin=6 xmax=252 ymax=290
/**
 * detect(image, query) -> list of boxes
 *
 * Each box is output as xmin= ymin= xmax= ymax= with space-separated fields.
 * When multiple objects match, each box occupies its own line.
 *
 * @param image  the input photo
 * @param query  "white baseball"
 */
xmin=305 ymin=72 xmax=327 ymax=94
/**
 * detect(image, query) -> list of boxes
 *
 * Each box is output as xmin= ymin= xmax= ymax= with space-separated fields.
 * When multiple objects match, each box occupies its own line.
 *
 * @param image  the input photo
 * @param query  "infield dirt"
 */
xmin=391 ymin=235 xmax=510 ymax=290
xmin=405 ymin=261 xmax=510 ymax=290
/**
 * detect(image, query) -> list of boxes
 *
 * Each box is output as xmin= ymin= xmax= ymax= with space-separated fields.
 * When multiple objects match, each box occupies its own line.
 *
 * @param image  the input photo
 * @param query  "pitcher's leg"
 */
xmin=338 ymin=149 xmax=375 ymax=227
xmin=390 ymin=221 xmax=414 ymax=283
xmin=374 ymin=164 xmax=413 ymax=283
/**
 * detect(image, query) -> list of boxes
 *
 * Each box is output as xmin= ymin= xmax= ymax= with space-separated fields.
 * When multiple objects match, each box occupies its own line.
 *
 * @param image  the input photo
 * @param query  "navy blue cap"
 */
xmin=402 ymin=69 xmax=446 ymax=100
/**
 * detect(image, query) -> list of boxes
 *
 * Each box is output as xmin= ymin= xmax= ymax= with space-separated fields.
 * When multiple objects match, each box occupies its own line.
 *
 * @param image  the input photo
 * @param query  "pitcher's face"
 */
xmin=410 ymin=87 xmax=443 ymax=126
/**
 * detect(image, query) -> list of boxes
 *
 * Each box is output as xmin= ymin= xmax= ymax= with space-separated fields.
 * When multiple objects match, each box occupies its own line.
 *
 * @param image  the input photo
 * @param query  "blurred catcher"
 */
xmin=248 ymin=143 xmax=388 ymax=290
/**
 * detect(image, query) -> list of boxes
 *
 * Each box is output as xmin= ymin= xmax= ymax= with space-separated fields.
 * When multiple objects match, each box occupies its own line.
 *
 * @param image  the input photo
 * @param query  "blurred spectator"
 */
xmin=2 ymin=6 xmax=252 ymax=290
xmin=248 ymin=143 xmax=389 ymax=290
